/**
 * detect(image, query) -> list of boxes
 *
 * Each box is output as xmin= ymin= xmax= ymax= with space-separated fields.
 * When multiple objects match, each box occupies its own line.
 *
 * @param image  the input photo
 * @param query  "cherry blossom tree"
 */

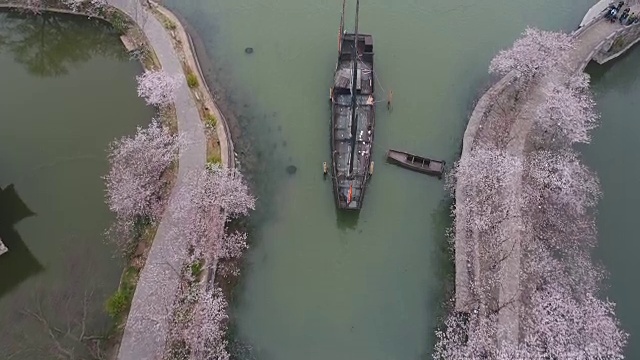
xmin=524 ymin=149 xmax=600 ymax=251
xmin=442 ymin=22 xmax=625 ymax=359
xmin=164 ymin=165 xmax=254 ymax=359
xmin=21 ymin=0 xmax=43 ymax=14
xmin=442 ymin=144 xmax=623 ymax=358
xmin=448 ymin=146 xmax=523 ymax=233
xmin=535 ymin=72 xmax=599 ymax=145
xmin=174 ymin=166 xmax=255 ymax=265
xmin=62 ymin=0 xmax=106 ymax=12
xmin=434 ymin=311 xmax=509 ymax=360
xmin=489 ymin=27 xmax=574 ymax=78
xmin=186 ymin=288 xmax=230 ymax=360
xmin=523 ymin=282 xmax=627 ymax=359
xmin=448 ymin=145 xmax=526 ymax=333
xmin=433 ymin=312 xmax=474 ymax=360
xmin=136 ymin=70 xmax=182 ymax=107
xmin=158 ymin=164 xmax=255 ymax=360
xmin=527 ymin=149 xmax=599 ymax=216
xmin=104 ymin=119 xmax=177 ymax=253
xmin=437 ymin=247 xmax=626 ymax=360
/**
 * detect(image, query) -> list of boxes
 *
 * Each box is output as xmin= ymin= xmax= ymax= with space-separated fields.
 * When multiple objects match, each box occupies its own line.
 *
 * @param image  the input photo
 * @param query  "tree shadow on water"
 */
xmin=421 ymin=196 xmax=455 ymax=358
xmin=2 ymin=242 xmax=110 ymax=359
xmin=0 ymin=184 xmax=43 ymax=298
xmin=0 ymin=11 xmax=127 ymax=77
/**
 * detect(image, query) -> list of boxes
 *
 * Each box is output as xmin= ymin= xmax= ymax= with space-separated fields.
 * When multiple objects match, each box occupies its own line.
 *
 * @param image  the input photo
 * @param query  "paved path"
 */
xmin=107 ymin=0 xmax=207 ymax=359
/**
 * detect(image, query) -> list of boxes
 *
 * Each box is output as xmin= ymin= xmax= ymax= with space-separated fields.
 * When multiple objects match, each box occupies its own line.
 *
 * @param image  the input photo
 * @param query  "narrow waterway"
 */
xmin=163 ymin=0 xmax=603 ymax=358
xmin=583 ymin=54 xmax=640 ymax=359
xmin=0 ymin=12 xmax=152 ymax=358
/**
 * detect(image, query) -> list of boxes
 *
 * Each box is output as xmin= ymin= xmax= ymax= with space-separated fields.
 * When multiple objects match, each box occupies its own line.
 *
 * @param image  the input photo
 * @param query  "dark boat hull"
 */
xmin=330 ymin=32 xmax=375 ymax=211
xmin=386 ymin=150 xmax=445 ymax=178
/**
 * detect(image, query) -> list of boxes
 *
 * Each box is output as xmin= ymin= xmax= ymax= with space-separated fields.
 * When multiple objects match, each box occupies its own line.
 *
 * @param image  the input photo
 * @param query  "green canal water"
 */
xmin=0 ymin=12 xmax=152 ymax=358
xmin=583 ymin=55 xmax=640 ymax=359
xmin=163 ymin=0 xmax=609 ymax=359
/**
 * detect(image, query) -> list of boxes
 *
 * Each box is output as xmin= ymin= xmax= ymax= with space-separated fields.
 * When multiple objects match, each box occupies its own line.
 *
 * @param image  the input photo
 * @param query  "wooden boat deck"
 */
xmin=330 ymin=33 xmax=375 ymax=210
xmin=329 ymin=0 xmax=375 ymax=210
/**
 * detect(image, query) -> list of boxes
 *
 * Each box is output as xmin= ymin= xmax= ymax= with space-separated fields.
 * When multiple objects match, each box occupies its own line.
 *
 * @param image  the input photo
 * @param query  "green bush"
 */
xmin=205 ymin=113 xmax=217 ymax=128
xmin=108 ymin=12 xmax=130 ymax=34
xmin=164 ymin=20 xmax=177 ymax=31
xmin=207 ymin=154 xmax=222 ymax=166
xmin=186 ymin=73 xmax=198 ymax=88
xmin=105 ymin=289 xmax=132 ymax=319
xmin=612 ymin=37 xmax=626 ymax=52
xmin=190 ymin=260 xmax=204 ymax=278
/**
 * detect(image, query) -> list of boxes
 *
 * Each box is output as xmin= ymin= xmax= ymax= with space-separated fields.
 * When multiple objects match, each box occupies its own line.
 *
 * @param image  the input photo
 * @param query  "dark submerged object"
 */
xmin=330 ymin=0 xmax=375 ymax=211
xmin=286 ymin=165 xmax=297 ymax=174
xmin=245 ymin=47 xmax=254 ymax=54
xmin=386 ymin=149 xmax=445 ymax=178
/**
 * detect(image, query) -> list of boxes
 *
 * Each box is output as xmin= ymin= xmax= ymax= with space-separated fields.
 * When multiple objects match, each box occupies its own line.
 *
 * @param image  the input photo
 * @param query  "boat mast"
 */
xmin=338 ymin=0 xmax=346 ymax=54
xmin=348 ymin=0 xmax=360 ymax=176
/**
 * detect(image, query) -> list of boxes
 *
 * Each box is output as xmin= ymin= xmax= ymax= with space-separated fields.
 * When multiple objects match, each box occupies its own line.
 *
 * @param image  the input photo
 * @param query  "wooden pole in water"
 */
xmin=348 ymin=0 xmax=360 ymax=176
xmin=338 ymin=0 xmax=346 ymax=54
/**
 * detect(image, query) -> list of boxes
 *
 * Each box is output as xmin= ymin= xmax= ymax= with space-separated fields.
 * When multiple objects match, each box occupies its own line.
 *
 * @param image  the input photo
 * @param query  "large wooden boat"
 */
xmin=386 ymin=149 xmax=445 ymax=178
xmin=330 ymin=0 xmax=375 ymax=210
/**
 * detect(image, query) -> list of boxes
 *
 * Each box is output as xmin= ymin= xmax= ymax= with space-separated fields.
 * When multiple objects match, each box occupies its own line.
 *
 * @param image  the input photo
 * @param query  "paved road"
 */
xmin=107 ymin=0 xmax=207 ymax=359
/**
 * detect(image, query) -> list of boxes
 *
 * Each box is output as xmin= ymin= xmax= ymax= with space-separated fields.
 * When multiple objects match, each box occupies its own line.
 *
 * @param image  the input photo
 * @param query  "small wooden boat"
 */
xmin=386 ymin=149 xmax=445 ymax=178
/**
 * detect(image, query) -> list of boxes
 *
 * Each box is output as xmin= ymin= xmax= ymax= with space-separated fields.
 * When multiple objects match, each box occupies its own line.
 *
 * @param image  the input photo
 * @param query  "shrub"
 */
xmin=164 ymin=19 xmax=177 ymax=30
xmin=108 ymin=11 xmax=129 ymax=34
xmin=186 ymin=73 xmax=199 ymax=88
xmin=106 ymin=288 xmax=132 ymax=318
xmin=205 ymin=113 xmax=217 ymax=128
xmin=190 ymin=260 xmax=204 ymax=278
xmin=207 ymin=154 xmax=222 ymax=166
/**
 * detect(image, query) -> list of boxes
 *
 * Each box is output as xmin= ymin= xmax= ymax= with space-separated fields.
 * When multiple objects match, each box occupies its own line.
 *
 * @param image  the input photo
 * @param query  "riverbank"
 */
xmin=446 ymin=12 xmax=632 ymax=357
xmin=0 ymin=11 xmax=155 ymax=358
xmin=0 ymin=0 xmax=236 ymax=358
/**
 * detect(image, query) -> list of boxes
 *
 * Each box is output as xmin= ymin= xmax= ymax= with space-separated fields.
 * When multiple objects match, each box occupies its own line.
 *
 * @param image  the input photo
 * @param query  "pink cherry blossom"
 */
xmin=489 ymin=27 xmax=574 ymax=78
xmin=136 ymin=70 xmax=182 ymax=107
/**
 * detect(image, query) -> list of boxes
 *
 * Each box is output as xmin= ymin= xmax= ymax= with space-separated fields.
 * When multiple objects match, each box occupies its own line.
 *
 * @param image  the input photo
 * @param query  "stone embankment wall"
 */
xmin=593 ymin=21 xmax=640 ymax=64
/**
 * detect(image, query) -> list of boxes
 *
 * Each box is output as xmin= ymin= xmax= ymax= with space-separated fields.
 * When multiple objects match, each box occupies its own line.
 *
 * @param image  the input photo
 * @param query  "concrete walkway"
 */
xmin=107 ymin=0 xmax=207 ymax=359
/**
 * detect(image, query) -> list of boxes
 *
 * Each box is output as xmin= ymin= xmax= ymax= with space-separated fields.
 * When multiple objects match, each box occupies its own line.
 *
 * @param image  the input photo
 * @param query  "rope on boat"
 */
xmin=356 ymin=56 xmax=385 ymax=93
xmin=357 ymin=57 xmax=390 ymax=104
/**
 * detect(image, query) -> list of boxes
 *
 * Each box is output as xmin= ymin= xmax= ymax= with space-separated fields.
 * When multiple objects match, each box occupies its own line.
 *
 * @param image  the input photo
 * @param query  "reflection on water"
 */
xmin=0 ymin=184 xmax=41 ymax=298
xmin=4 ymin=240 xmax=111 ymax=359
xmin=0 ymin=11 xmax=125 ymax=77
xmin=0 ymin=11 xmax=152 ymax=358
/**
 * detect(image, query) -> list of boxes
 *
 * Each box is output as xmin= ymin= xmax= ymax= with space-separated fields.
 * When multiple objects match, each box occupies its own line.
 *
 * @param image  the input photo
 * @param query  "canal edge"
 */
xmin=0 ymin=1 xmax=234 ymax=358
